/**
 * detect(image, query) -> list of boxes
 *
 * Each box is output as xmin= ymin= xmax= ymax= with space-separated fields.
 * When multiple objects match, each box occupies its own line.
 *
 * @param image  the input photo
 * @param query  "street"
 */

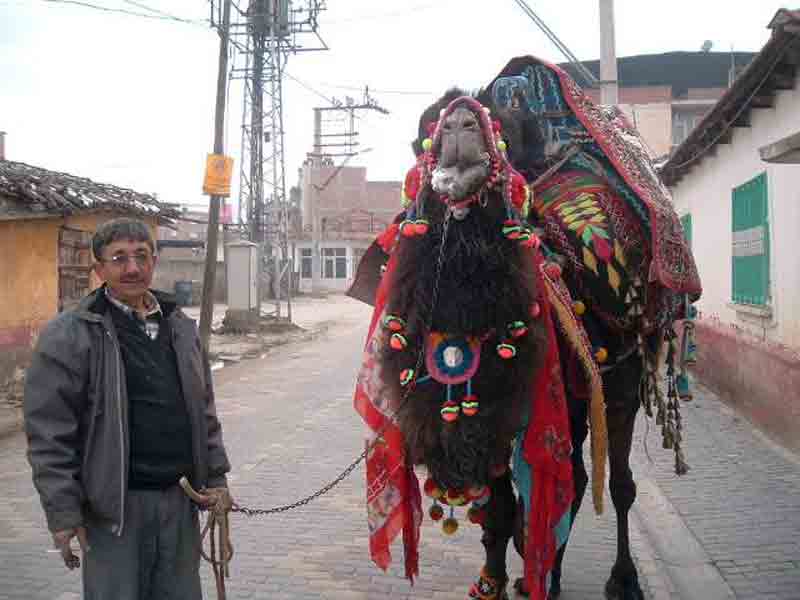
xmin=1 ymin=295 xmax=798 ymax=600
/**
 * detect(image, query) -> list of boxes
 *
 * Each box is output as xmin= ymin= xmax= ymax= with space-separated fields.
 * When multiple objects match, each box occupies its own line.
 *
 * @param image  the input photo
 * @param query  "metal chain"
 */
xmin=233 ymin=209 xmax=454 ymax=518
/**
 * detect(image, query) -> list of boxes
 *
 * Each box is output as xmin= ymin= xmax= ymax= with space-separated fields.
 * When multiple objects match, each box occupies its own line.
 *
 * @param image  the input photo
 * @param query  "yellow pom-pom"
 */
xmin=422 ymin=138 xmax=433 ymax=152
xmin=497 ymin=139 xmax=507 ymax=152
xmin=595 ymin=347 xmax=609 ymax=364
xmin=442 ymin=517 xmax=459 ymax=535
xmin=573 ymin=300 xmax=586 ymax=316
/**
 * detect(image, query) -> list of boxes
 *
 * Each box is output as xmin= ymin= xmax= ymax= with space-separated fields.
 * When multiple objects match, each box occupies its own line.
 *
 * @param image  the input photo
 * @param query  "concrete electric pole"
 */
xmin=599 ymin=0 xmax=619 ymax=105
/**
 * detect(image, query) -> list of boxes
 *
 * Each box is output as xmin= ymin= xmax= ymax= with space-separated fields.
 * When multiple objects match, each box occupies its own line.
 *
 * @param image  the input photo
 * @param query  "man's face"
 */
xmin=94 ymin=238 xmax=157 ymax=305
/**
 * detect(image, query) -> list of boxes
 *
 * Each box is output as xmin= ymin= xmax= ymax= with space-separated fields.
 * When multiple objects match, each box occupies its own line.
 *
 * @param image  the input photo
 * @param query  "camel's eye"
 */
xmin=442 ymin=121 xmax=454 ymax=131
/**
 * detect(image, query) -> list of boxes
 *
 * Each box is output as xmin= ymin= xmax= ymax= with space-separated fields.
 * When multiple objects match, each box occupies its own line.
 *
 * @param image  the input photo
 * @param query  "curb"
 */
xmin=631 ymin=472 xmax=736 ymax=600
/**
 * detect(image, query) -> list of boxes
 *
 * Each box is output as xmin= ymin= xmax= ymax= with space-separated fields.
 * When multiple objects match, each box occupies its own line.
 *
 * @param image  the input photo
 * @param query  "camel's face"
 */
xmin=431 ymin=106 xmax=491 ymax=201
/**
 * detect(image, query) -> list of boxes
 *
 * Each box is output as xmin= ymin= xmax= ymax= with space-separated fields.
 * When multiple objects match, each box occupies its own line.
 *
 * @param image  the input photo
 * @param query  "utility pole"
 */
xmin=307 ymin=91 xmax=388 ymax=294
xmin=599 ymin=0 xmax=619 ymax=105
xmin=199 ymin=0 xmax=233 ymax=354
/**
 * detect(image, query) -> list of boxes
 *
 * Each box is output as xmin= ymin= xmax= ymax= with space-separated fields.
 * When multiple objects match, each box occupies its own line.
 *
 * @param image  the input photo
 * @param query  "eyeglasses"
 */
xmin=101 ymin=252 xmax=155 ymax=268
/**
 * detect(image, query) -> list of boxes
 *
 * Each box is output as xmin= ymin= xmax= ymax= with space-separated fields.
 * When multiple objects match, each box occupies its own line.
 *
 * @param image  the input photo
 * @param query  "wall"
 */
xmin=0 ymin=212 xmax=160 ymax=405
xmin=691 ymin=319 xmax=800 ymax=454
xmin=619 ymin=102 xmax=673 ymax=157
xmin=669 ymin=84 xmax=800 ymax=349
xmin=0 ymin=218 xmax=60 ymax=404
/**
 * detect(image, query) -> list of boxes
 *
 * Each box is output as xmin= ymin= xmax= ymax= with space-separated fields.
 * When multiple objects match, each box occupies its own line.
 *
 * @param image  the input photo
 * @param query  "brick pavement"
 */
xmin=1 ymin=295 xmax=798 ymax=599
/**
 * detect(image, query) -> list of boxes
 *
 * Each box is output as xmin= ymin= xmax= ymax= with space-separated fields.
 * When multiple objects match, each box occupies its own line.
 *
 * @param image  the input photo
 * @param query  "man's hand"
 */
xmin=52 ymin=526 xmax=89 ymax=570
xmin=197 ymin=486 xmax=233 ymax=511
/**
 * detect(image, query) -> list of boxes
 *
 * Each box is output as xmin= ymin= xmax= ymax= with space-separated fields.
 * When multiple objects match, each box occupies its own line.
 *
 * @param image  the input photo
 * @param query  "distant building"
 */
xmin=563 ymin=50 xmax=757 ymax=157
xmin=295 ymin=164 xmax=400 ymax=292
xmin=660 ymin=9 xmax=800 ymax=452
xmin=0 ymin=150 xmax=177 ymax=405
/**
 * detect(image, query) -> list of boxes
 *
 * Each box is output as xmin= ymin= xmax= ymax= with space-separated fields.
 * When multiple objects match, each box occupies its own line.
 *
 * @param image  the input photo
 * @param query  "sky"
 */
xmin=0 ymin=0 xmax=792 ymax=218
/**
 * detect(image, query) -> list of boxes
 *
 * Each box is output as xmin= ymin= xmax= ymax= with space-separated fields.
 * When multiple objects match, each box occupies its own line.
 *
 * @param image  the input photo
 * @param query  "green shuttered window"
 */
xmin=731 ymin=173 xmax=770 ymax=306
xmin=680 ymin=213 xmax=692 ymax=248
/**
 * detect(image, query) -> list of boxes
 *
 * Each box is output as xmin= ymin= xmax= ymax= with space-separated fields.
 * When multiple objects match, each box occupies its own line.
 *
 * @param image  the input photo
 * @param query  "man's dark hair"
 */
xmin=92 ymin=217 xmax=156 ymax=260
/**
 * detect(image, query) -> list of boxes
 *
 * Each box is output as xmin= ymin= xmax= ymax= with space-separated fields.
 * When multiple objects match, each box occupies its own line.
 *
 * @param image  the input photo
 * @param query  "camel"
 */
xmin=351 ymin=56 xmax=701 ymax=600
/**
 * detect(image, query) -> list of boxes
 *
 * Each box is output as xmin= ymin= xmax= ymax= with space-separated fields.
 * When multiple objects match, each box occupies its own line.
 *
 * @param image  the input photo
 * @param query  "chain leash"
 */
xmin=232 ymin=209 xmax=454 ymax=518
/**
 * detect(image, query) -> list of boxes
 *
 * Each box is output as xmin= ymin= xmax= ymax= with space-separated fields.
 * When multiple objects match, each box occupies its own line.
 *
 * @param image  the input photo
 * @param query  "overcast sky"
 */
xmin=0 ymin=0 xmax=791 ymax=217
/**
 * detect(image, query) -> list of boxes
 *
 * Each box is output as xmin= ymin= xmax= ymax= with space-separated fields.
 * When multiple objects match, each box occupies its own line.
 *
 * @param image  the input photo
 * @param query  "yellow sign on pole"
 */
xmin=203 ymin=153 xmax=234 ymax=197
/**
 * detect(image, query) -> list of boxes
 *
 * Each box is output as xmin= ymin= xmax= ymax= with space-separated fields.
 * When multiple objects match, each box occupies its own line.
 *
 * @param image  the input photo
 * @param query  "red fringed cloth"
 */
xmin=353 ymin=248 xmax=573 ymax=600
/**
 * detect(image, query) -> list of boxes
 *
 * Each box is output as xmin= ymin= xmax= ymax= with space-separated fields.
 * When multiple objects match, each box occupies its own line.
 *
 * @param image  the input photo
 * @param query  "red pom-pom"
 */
xmin=424 ymin=478 xmax=442 ymax=498
xmin=467 ymin=506 xmax=487 ymax=525
xmin=414 ymin=220 xmax=429 ymax=235
xmin=429 ymin=504 xmax=444 ymax=521
xmin=490 ymin=463 xmax=508 ymax=477
xmin=390 ymin=333 xmax=408 ymax=351
xmin=400 ymin=221 xmax=416 ymax=238
xmin=530 ymin=302 xmax=541 ymax=318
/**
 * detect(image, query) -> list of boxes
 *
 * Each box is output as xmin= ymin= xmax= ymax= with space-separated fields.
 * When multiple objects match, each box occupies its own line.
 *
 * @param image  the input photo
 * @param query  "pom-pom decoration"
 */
xmin=461 ymin=395 xmax=479 ymax=417
xmin=595 ymin=347 xmax=609 ymax=364
xmin=573 ymin=300 xmax=586 ymax=316
xmin=399 ymin=220 xmax=417 ymax=238
xmin=497 ymin=139 xmax=507 ymax=152
xmin=496 ymin=343 xmax=517 ymax=360
xmin=442 ymin=517 xmax=459 ymax=535
xmin=440 ymin=400 xmax=460 ymax=423
xmin=424 ymin=478 xmax=443 ymax=499
xmin=390 ymin=333 xmax=408 ymax=351
xmin=444 ymin=489 xmax=468 ymax=506
xmin=414 ymin=219 xmax=429 ymax=236
xmin=467 ymin=506 xmax=487 ymax=526
xmin=508 ymin=321 xmax=528 ymax=338
xmin=383 ymin=315 xmax=406 ymax=332
xmin=429 ymin=504 xmax=444 ymax=521
xmin=421 ymin=137 xmax=433 ymax=152
xmin=400 ymin=368 xmax=415 ymax=387
xmin=502 ymin=220 xmax=523 ymax=240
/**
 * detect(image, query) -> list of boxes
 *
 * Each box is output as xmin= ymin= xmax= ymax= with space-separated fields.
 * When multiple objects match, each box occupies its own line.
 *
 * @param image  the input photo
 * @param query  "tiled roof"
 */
xmin=0 ymin=159 xmax=179 ymax=220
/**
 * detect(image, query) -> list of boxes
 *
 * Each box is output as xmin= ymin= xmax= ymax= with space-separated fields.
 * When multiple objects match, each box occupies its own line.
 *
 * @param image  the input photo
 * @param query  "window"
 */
xmin=352 ymin=247 xmax=366 ymax=275
xmin=322 ymin=247 xmax=347 ymax=279
xmin=680 ymin=214 xmax=692 ymax=249
xmin=732 ymin=173 xmax=770 ymax=306
xmin=300 ymin=248 xmax=312 ymax=279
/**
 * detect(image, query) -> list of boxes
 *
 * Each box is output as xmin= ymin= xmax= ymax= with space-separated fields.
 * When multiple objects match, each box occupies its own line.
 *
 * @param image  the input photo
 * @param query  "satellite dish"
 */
xmin=702 ymin=40 xmax=713 ymax=52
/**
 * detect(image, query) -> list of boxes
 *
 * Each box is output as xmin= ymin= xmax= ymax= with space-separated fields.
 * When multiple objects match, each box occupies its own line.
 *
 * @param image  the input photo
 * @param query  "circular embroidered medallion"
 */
xmin=426 ymin=333 xmax=481 ymax=385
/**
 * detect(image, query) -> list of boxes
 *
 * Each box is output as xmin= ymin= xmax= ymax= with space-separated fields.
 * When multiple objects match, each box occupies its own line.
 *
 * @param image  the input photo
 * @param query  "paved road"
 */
xmin=1 ymin=296 xmax=798 ymax=599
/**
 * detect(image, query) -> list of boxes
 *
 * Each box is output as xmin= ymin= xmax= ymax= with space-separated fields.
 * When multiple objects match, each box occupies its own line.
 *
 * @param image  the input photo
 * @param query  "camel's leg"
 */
xmin=603 ymin=356 xmax=645 ymax=600
xmin=471 ymin=471 xmax=515 ymax=599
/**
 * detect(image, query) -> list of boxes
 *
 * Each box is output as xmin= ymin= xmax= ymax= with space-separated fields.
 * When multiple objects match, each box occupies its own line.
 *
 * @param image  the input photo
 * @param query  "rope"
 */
xmin=179 ymin=478 xmax=234 ymax=600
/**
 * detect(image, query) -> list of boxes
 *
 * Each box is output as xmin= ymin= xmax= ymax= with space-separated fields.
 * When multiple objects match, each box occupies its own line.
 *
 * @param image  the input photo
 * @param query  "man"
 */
xmin=24 ymin=217 xmax=231 ymax=599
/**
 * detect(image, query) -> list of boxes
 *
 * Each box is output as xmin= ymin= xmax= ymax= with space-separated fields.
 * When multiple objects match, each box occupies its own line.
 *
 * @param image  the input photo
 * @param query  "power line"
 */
xmin=120 ymin=0 xmax=204 ymax=24
xmin=512 ymin=0 xmax=598 ymax=86
xmin=39 ymin=0 xmax=208 ymax=25
xmin=313 ymin=81 xmax=435 ymax=97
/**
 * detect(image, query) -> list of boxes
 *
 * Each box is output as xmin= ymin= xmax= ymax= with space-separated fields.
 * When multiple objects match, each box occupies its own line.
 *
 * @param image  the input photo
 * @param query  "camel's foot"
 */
xmin=604 ymin=571 xmax=644 ymax=600
xmin=512 ymin=577 xmax=561 ymax=599
xmin=468 ymin=567 xmax=509 ymax=600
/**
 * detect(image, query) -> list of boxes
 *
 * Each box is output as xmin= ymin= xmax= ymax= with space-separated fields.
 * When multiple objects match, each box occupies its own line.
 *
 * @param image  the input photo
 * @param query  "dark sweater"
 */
xmin=110 ymin=304 xmax=194 ymax=490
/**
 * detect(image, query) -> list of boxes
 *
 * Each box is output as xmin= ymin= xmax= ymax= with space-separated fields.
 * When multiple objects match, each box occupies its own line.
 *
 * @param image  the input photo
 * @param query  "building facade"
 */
xmin=660 ymin=9 xmax=800 ymax=451
xmin=296 ymin=164 xmax=400 ymax=292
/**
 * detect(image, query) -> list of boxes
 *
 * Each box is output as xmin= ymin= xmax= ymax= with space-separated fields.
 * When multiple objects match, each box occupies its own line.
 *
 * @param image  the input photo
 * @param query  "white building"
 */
xmin=660 ymin=8 xmax=800 ymax=452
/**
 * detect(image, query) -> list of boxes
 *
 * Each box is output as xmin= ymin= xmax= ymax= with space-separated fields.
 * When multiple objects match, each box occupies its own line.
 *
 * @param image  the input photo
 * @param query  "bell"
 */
xmin=440 ymin=400 xmax=460 ymax=422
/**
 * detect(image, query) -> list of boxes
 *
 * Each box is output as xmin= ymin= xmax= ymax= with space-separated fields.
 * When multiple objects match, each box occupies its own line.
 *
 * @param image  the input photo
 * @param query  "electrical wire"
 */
xmin=39 ymin=0 xmax=208 ymax=25
xmin=120 ymin=0 xmax=205 ymax=24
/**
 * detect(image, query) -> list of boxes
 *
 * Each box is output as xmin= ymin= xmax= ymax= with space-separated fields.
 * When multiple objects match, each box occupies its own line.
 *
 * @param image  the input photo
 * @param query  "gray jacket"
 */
xmin=24 ymin=287 xmax=230 ymax=535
